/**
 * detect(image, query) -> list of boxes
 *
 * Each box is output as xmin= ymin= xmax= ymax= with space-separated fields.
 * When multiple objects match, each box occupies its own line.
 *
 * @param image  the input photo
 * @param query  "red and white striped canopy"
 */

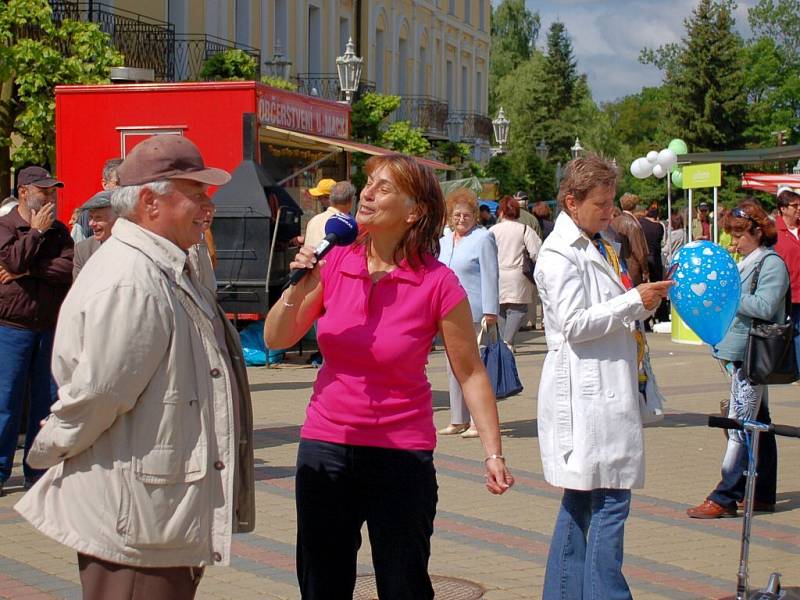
xmin=741 ymin=172 xmax=800 ymax=194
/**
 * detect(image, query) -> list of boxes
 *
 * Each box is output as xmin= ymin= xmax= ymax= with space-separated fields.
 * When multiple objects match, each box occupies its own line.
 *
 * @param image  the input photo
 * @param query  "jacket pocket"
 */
xmin=119 ymin=447 xmax=208 ymax=548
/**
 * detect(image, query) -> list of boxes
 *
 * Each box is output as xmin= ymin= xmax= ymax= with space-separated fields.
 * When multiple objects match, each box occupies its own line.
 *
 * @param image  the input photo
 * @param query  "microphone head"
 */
xmin=325 ymin=213 xmax=359 ymax=246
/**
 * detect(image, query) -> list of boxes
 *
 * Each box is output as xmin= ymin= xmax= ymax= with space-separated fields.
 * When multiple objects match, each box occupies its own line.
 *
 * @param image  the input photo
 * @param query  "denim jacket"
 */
xmin=714 ymin=250 xmax=789 ymax=362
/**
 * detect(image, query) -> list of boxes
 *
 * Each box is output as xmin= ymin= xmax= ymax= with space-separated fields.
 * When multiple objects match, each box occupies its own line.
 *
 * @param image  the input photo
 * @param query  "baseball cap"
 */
xmin=698 ymin=202 xmax=709 ymax=209
xmin=80 ymin=190 xmax=113 ymax=211
xmin=513 ymin=191 xmax=528 ymax=203
xmin=116 ymin=135 xmax=231 ymax=187
xmin=776 ymin=185 xmax=800 ymax=196
xmin=308 ymin=178 xmax=336 ymax=197
xmin=18 ymin=166 xmax=64 ymax=188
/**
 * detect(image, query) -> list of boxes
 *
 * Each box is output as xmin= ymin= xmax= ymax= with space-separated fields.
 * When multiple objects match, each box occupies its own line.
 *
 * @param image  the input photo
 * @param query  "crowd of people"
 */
xmin=0 ymin=135 xmax=799 ymax=599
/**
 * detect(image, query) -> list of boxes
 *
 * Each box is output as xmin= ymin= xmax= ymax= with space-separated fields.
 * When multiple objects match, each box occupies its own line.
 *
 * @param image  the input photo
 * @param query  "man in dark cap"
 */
xmin=72 ymin=190 xmax=118 ymax=279
xmin=692 ymin=201 xmax=712 ymax=241
xmin=16 ymin=135 xmax=255 ymax=600
xmin=0 ymin=166 xmax=73 ymax=497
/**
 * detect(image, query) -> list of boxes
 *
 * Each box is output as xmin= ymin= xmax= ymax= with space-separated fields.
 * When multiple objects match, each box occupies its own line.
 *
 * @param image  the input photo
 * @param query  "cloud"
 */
xmin=489 ymin=0 xmax=757 ymax=102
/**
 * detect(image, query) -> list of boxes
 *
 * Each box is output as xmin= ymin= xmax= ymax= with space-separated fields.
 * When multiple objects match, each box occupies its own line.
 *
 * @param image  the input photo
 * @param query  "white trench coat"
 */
xmin=534 ymin=213 xmax=652 ymax=491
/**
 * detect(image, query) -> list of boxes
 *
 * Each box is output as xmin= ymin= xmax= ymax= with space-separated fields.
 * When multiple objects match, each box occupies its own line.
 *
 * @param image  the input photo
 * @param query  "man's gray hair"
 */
xmin=102 ymin=158 xmax=123 ymax=185
xmin=330 ymin=181 xmax=356 ymax=206
xmin=111 ymin=180 xmax=172 ymax=218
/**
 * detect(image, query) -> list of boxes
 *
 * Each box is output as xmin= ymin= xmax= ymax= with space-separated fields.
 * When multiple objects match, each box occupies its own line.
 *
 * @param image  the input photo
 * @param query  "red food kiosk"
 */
xmin=54 ymin=81 xmax=448 ymax=317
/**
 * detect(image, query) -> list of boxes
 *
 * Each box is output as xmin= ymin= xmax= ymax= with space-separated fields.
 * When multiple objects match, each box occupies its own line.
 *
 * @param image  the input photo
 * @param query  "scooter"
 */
xmin=707 ymin=415 xmax=800 ymax=600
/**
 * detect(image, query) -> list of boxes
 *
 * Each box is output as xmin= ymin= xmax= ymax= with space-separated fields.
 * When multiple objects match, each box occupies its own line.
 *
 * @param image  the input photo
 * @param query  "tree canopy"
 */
xmin=0 ymin=0 xmax=122 ymax=197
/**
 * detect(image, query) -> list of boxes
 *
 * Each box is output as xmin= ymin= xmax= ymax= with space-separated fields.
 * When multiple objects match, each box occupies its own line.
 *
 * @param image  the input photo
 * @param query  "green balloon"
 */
xmin=671 ymin=168 xmax=683 ymax=189
xmin=668 ymin=138 xmax=688 ymax=155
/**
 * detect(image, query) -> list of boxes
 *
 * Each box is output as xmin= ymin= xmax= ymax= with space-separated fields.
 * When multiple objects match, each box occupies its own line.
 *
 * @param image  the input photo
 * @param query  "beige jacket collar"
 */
xmin=112 ymin=218 xmax=214 ymax=318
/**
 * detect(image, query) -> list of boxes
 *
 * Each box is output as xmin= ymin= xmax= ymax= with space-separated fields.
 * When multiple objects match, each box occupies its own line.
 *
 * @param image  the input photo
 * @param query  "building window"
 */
xmin=418 ymin=46 xmax=427 ymax=95
xmin=476 ymin=71 xmax=482 ymax=113
xmin=446 ymin=60 xmax=453 ymax=106
xmin=464 ymin=0 xmax=471 ymax=25
xmin=461 ymin=65 xmax=468 ymax=111
xmin=308 ymin=5 xmax=321 ymax=73
xmin=235 ymin=0 xmax=250 ymax=45
xmin=339 ymin=17 xmax=350 ymax=56
xmin=375 ymin=29 xmax=385 ymax=92
xmin=274 ymin=0 xmax=288 ymax=48
xmin=398 ymin=38 xmax=408 ymax=95
xmin=448 ymin=0 xmax=455 ymax=16
xmin=479 ymin=0 xmax=485 ymax=31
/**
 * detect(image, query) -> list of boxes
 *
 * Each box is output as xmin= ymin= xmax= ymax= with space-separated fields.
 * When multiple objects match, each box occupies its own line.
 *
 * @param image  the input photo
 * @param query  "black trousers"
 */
xmin=295 ymin=439 xmax=438 ymax=600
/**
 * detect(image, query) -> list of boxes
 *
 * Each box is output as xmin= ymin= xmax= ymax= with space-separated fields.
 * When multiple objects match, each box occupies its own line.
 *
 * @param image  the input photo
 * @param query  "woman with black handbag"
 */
xmin=687 ymin=202 xmax=790 ymax=519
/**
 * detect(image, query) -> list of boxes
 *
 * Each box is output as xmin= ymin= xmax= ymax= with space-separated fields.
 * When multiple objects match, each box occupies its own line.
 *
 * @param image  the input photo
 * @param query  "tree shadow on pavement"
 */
xmin=500 ymin=418 xmax=538 ymax=439
xmin=646 ymin=412 xmax=710 ymax=428
xmin=249 ymin=381 xmax=314 ymax=393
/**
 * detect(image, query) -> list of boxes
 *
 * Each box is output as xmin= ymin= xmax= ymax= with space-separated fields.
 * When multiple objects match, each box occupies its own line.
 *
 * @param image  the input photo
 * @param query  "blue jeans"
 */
xmin=0 ymin=325 xmax=58 ymax=482
xmin=543 ymin=489 xmax=632 ymax=600
xmin=295 ymin=439 xmax=438 ymax=600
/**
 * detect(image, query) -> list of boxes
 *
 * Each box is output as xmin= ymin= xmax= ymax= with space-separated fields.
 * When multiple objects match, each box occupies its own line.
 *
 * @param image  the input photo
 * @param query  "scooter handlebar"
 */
xmin=707 ymin=416 xmax=800 ymax=439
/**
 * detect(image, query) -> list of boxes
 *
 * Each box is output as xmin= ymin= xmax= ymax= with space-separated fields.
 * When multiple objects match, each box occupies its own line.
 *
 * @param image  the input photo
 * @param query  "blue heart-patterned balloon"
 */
xmin=668 ymin=241 xmax=741 ymax=346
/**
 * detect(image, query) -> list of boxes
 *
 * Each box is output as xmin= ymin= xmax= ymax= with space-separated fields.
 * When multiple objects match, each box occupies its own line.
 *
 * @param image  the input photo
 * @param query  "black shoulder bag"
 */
xmin=742 ymin=254 xmax=799 ymax=385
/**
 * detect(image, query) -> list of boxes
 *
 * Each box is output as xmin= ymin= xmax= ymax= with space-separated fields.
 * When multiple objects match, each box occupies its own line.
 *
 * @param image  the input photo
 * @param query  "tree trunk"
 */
xmin=0 ymin=78 xmax=16 ymax=199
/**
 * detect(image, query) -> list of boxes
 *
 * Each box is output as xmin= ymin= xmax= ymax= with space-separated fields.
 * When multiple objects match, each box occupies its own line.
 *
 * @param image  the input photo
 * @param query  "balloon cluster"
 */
xmin=629 ymin=138 xmax=688 ymax=188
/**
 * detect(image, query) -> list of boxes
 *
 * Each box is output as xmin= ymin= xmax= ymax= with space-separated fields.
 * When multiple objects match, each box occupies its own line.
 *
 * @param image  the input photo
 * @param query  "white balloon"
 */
xmin=652 ymin=164 xmax=667 ymax=178
xmin=657 ymin=148 xmax=677 ymax=169
xmin=631 ymin=157 xmax=652 ymax=179
xmin=646 ymin=150 xmax=659 ymax=163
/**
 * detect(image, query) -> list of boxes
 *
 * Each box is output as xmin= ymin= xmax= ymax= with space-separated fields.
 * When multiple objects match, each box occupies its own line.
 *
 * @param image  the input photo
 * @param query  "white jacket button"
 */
xmin=606 ymin=390 xmax=615 ymax=397
xmin=210 ymin=368 xmax=221 ymax=378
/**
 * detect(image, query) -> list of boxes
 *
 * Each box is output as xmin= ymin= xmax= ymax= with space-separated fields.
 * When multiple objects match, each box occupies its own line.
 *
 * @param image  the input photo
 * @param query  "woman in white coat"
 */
xmin=534 ymin=155 xmax=671 ymax=600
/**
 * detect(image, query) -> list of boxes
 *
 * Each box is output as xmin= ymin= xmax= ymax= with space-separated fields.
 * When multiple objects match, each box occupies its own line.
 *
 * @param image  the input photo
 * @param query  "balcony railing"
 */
xmin=391 ymin=96 xmax=449 ymax=137
xmin=293 ymin=74 xmax=376 ymax=103
xmin=50 ymin=1 xmax=176 ymax=81
xmin=173 ymin=34 xmax=261 ymax=82
xmin=49 ymin=1 xmax=260 ymax=82
xmin=449 ymin=111 xmax=493 ymax=142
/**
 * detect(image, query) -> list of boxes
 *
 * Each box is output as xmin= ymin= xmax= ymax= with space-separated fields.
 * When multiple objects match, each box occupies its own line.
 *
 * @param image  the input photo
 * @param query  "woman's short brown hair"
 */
xmin=557 ymin=154 xmax=619 ymax=210
xmin=445 ymin=188 xmax=479 ymax=228
xmin=361 ymin=154 xmax=445 ymax=267
xmin=532 ymin=200 xmax=551 ymax=219
xmin=727 ymin=202 xmax=777 ymax=246
xmin=499 ymin=195 xmax=520 ymax=219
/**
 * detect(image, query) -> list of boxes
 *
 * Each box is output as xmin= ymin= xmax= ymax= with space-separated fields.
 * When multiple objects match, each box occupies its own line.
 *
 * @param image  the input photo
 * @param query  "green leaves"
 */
xmin=350 ymin=92 xmax=401 ymax=143
xmin=0 ymin=0 xmax=122 ymax=177
xmin=380 ymin=121 xmax=430 ymax=157
xmin=199 ymin=48 xmax=257 ymax=81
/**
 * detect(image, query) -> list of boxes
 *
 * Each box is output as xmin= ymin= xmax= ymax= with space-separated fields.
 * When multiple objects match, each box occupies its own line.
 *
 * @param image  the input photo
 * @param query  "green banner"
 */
xmin=683 ymin=163 xmax=721 ymax=189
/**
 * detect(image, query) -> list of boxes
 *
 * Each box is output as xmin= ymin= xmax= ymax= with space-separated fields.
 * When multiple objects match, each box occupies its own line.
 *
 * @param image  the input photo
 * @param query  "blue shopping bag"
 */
xmin=480 ymin=324 xmax=523 ymax=399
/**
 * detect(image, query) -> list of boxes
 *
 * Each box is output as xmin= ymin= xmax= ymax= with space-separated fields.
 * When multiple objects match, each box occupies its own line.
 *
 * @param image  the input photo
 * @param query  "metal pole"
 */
xmin=736 ymin=426 xmax=762 ymax=600
xmin=265 ymin=206 xmax=283 ymax=304
xmin=666 ymin=174 xmax=673 ymax=263
xmin=713 ymin=187 xmax=719 ymax=244
xmin=688 ymin=189 xmax=693 ymax=243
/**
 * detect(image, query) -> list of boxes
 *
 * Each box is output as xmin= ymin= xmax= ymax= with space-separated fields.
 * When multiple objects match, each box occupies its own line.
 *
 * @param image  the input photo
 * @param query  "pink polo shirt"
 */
xmin=300 ymin=243 xmax=466 ymax=450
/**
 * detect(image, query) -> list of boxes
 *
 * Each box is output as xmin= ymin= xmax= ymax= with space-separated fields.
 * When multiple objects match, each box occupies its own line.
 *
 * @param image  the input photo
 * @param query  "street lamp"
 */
xmin=445 ymin=113 xmax=464 ymax=143
xmin=492 ymin=107 xmax=510 ymax=153
xmin=535 ymin=138 xmax=549 ymax=161
xmin=793 ymin=159 xmax=800 ymax=176
xmin=264 ymin=40 xmax=292 ymax=79
xmin=570 ymin=137 xmax=584 ymax=159
xmin=336 ymin=37 xmax=363 ymax=104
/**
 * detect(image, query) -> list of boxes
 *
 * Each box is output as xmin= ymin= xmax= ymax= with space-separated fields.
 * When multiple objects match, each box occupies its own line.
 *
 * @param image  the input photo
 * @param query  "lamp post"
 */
xmin=570 ymin=137 xmax=584 ymax=159
xmin=535 ymin=138 xmax=549 ymax=161
xmin=445 ymin=113 xmax=464 ymax=143
xmin=336 ymin=37 xmax=363 ymax=104
xmin=492 ymin=107 xmax=510 ymax=154
xmin=793 ymin=159 xmax=800 ymax=176
xmin=264 ymin=40 xmax=292 ymax=79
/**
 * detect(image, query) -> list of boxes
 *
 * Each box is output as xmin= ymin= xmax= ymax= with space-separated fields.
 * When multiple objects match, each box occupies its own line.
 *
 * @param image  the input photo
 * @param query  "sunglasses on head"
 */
xmin=731 ymin=207 xmax=758 ymax=226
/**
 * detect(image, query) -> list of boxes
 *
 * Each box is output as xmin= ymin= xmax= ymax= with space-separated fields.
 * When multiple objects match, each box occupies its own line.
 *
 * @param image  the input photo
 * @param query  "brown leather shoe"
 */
xmin=737 ymin=500 xmax=776 ymax=513
xmin=687 ymin=499 xmax=737 ymax=519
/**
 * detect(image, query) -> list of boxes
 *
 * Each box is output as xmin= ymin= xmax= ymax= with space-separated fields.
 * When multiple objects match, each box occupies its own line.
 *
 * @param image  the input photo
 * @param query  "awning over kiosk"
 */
xmin=261 ymin=125 xmax=454 ymax=171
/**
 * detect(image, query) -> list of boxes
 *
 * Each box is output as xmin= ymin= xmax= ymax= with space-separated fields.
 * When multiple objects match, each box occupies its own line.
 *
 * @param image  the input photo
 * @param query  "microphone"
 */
xmin=286 ymin=212 xmax=358 ymax=286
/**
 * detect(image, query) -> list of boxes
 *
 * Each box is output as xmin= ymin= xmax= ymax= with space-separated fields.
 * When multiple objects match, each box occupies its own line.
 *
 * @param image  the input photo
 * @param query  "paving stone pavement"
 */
xmin=0 ymin=330 xmax=798 ymax=599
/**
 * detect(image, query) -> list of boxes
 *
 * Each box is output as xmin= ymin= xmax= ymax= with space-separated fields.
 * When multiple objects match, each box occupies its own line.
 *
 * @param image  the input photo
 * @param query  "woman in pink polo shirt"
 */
xmin=265 ymin=154 xmax=513 ymax=600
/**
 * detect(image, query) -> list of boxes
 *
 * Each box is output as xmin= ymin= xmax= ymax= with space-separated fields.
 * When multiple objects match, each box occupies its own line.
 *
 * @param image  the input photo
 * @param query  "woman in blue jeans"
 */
xmin=687 ymin=202 xmax=789 ymax=518
xmin=534 ymin=155 xmax=672 ymax=599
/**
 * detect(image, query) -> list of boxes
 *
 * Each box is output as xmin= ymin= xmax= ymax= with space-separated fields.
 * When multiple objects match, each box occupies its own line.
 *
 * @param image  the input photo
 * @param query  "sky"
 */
xmin=492 ymin=0 xmax=758 ymax=103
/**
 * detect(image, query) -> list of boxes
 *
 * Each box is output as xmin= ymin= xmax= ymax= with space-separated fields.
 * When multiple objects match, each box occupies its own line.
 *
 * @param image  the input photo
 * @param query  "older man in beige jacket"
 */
xmin=15 ymin=135 xmax=255 ymax=600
